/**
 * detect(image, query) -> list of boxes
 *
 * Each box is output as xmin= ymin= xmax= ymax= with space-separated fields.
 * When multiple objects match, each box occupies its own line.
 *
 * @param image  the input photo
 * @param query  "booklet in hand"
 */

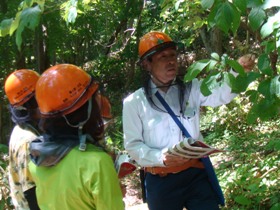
xmin=165 ymin=138 xmax=226 ymax=159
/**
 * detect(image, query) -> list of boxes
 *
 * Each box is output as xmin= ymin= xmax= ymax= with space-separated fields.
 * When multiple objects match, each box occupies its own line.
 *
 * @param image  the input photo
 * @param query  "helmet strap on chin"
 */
xmin=63 ymin=98 xmax=92 ymax=151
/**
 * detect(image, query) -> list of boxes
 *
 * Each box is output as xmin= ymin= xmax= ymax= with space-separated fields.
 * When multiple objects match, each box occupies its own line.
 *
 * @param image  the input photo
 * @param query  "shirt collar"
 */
xmin=150 ymin=78 xmax=178 ymax=95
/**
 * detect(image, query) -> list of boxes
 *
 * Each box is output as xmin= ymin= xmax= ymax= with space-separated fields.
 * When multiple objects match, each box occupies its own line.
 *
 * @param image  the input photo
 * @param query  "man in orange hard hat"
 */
xmin=122 ymin=31 xmax=255 ymax=210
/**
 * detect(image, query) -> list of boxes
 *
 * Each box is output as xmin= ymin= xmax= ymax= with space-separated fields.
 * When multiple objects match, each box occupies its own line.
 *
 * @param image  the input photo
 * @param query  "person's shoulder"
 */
xmin=71 ymin=144 xmax=113 ymax=165
xmin=123 ymin=88 xmax=144 ymax=103
xmin=11 ymin=125 xmax=38 ymax=139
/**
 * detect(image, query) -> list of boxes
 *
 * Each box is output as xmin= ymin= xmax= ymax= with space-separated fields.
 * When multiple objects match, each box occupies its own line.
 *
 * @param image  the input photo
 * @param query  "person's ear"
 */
xmin=142 ymin=59 xmax=152 ymax=72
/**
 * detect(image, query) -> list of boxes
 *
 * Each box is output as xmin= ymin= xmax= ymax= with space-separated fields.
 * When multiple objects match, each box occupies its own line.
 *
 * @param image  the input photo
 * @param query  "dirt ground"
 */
xmin=121 ymin=170 xmax=148 ymax=210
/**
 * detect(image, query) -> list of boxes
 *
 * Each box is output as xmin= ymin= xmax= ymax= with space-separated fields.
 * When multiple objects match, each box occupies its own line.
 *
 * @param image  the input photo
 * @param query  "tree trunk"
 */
xmin=199 ymin=26 xmax=223 ymax=56
xmin=35 ymin=23 xmax=50 ymax=73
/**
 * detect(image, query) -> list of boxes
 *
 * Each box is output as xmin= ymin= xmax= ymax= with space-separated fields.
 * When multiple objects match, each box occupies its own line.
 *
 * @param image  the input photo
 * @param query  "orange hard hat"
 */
xmin=138 ymin=31 xmax=176 ymax=61
xmin=4 ymin=69 xmax=40 ymax=107
xmin=96 ymin=93 xmax=112 ymax=119
xmin=36 ymin=64 xmax=99 ymax=117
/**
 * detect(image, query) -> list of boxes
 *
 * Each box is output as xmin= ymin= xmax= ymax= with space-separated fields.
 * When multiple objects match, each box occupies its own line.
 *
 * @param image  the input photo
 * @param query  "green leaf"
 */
xmin=10 ymin=12 xmax=21 ymax=36
xmin=215 ymin=2 xmax=232 ymax=33
xmin=20 ymin=5 xmax=42 ymax=30
xmin=227 ymin=59 xmax=245 ymax=76
xmin=258 ymin=54 xmax=273 ymax=76
xmin=270 ymin=203 xmax=280 ymax=210
xmin=214 ymin=2 xmax=240 ymax=34
xmin=271 ymin=76 xmax=280 ymax=97
xmin=233 ymin=0 xmax=247 ymax=14
xmin=207 ymin=60 xmax=218 ymax=71
xmin=257 ymin=97 xmax=279 ymax=121
xmin=234 ymin=195 xmax=252 ymax=205
xmin=16 ymin=24 xmax=24 ymax=50
xmin=247 ymin=104 xmax=259 ymax=124
xmin=246 ymin=90 xmax=259 ymax=103
xmin=260 ymin=11 xmax=280 ymax=38
xmin=184 ymin=59 xmax=210 ymax=81
xmin=210 ymin=52 xmax=220 ymax=61
xmin=247 ymin=183 xmax=259 ymax=193
xmin=201 ymin=0 xmax=214 ymax=9
xmin=208 ymin=3 xmax=220 ymax=28
xmin=248 ymin=8 xmax=266 ymax=31
xmin=200 ymin=72 xmax=221 ymax=96
xmin=231 ymin=75 xmax=250 ymax=93
xmin=0 ymin=18 xmax=13 ymax=37
xmin=258 ymin=79 xmax=272 ymax=98
xmin=230 ymin=72 xmax=260 ymax=93
xmin=261 ymin=40 xmax=276 ymax=53
xmin=247 ymin=0 xmax=263 ymax=8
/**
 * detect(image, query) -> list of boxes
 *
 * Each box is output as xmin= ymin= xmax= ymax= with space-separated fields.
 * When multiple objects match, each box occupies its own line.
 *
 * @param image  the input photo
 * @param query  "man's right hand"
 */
xmin=162 ymin=153 xmax=190 ymax=167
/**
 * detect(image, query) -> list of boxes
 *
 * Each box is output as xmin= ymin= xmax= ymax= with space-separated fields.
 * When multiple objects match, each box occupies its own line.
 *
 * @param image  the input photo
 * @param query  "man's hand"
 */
xmin=238 ymin=54 xmax=256 ymax=72
xmin=163 ymin=153 xmax=189 ymax=167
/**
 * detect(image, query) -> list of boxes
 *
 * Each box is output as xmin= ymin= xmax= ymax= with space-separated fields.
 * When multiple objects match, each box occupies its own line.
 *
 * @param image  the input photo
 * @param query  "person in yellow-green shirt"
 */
xmin=4 ymin=69 xmax=41 ymax=210
xmin=28 ymin=64 xmax=124 ymax=210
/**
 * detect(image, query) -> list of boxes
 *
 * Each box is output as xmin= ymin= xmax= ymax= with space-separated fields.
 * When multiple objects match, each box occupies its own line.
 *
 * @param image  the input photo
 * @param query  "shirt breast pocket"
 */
xmin=184 ymin=107 xmax=196 ymax=120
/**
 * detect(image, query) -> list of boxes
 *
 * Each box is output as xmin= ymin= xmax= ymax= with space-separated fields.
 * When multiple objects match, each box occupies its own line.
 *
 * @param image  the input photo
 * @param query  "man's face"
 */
xmin=148 ymin=48 xmax=178 ymax=85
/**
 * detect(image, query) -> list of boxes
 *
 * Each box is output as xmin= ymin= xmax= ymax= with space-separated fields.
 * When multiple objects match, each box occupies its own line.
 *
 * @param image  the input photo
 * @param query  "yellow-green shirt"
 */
xmin=29 ymin=144 xmax=124 ymax=210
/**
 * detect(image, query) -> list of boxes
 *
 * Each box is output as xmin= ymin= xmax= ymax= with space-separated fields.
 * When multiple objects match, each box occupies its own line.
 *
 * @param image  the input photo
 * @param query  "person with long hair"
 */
xmin=28 ymin=64 xmax=124 ymax=210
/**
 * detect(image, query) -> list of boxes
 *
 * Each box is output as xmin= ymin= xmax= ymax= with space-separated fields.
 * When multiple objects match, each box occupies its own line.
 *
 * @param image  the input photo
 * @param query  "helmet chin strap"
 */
xmin=63 ymin=98 xmax=92 ymax=151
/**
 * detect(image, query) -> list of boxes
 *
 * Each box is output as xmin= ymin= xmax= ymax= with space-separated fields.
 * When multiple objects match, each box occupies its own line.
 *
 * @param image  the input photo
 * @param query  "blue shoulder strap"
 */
xmin=155 ymin=91 xmax=225 ymax=206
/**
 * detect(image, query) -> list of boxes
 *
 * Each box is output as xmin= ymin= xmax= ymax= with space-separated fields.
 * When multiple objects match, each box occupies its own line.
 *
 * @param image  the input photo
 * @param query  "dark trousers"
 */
xmin=145 ymin=168 xmax=220 ymax=210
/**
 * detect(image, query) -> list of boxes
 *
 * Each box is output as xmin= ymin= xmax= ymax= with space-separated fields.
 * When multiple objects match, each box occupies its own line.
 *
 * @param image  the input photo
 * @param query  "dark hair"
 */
xmin=39 ymin=93 xmax=104 ymax=143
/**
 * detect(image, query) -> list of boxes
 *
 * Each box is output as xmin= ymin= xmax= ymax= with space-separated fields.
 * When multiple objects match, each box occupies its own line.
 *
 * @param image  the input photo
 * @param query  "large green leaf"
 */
xmin=200 ymin=72 xmax=221 ymax=96
xmin=10 ymin=12 xmax=21 ymax=36
xmin=246 ymin=90 xmax=259 ymax=103
xmin=257 ymin=97 xmax=279 ymax=121
xmin=0 ymin=19 xmax=13 ymax=37
xmin=214 ymin=2 xmax=240 ymax=34
xmin=257 ymin=53 xmax=273 ymax=76
xmin=20 ymin=5 xmax=42 ymax=30
xmin=16 ymin=24 xmax=24 ymax=50
xmin=201 ymin=0 xmax=214 ymax=10
xmin=260 ymin=11 xmax=280 ymax=38
xmin=261 ymin=40 xmax=276 ymax=54
xmin=230 ymin=72 xmax=260 ymax=93
xmin=15 ymin=5 xmax=42 ymax=49
xmin=233 ymin=0 xmax=247 ymax=14
xmin=248 ymin=8 xmax=266 ymax=31
xmin=247 ymin=0 xmax=263 ymax=8
xmin=227 ymin=59 xmax=245 ymax=76
xmin=184 ymin=59 xmax=210 ymax=82
xmin=258 ymin=79 xmax=272 ymax=98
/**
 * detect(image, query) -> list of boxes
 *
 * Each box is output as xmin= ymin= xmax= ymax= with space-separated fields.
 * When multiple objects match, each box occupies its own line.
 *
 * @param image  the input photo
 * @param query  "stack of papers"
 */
xmin=165 ymin=138 xmax=225 ymax=159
